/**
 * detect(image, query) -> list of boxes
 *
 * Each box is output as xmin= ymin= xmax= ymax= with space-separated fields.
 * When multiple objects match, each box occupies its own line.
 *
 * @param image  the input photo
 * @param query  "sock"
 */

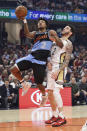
xmin=59 ymin=112 xmax=65 ymax=119
xmin=52 ymin=109 xmax=59 ymax=118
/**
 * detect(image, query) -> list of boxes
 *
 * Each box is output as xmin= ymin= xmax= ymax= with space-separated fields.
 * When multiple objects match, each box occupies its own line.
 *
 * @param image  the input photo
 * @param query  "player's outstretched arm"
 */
xmin=49 ymin=30 xmax=63 ymax=48
xmin=23 ymin=19 xmax=36 ymax=39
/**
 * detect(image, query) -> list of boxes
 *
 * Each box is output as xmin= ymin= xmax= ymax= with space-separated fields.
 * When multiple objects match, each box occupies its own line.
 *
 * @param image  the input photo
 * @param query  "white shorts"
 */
xmin=47 ymin=64 xmax=67 ymax=90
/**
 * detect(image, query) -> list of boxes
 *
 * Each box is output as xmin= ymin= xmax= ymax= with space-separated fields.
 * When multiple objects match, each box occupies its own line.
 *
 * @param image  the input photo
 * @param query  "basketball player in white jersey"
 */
xmin=45 ymin=25 xmax=74 ymax=127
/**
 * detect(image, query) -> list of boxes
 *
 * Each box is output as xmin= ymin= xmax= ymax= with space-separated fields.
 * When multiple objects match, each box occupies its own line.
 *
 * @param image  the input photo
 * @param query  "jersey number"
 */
xmin=41 ymin=42 xmax=46 ymax=49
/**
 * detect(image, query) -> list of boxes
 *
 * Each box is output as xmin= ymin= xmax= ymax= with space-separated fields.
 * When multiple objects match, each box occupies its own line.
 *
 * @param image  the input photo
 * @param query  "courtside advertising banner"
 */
xmin=19 ymin=87 xmax=72 ymax=109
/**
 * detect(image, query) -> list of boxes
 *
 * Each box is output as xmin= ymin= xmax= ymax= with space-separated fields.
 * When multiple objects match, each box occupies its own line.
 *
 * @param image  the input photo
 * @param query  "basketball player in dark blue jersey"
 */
xmin=10 ymin=17 xmax=63 ymax=105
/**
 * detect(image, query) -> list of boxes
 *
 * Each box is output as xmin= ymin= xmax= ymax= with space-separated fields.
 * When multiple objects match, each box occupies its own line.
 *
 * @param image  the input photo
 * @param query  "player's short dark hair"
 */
xmin=37 ymin=17 xmax=49 ymax=27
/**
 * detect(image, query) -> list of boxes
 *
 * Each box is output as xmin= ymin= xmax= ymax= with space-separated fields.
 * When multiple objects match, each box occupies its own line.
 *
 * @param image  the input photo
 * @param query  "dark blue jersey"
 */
xmin=31 ymin=30 xmax=53 ymax=62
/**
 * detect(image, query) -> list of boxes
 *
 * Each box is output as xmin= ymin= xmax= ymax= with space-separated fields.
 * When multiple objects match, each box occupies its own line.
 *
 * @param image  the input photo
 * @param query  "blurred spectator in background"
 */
xmin=8 ymin=75 xmax=19 ymax=108
xmin=79 ymin=77 xmax=87 ymax=104
xmin=65 ymin=77 xmax=80 ymax=106
xmin=2 ymin=69 xmax=9 ymax=81
xmin=1 ymin=79 xmax=18 ymax=109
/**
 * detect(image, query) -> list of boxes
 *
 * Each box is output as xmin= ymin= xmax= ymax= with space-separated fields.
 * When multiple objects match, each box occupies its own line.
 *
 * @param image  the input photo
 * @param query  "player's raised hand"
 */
xmin=18 ymin=16 xmax=25 ymax=20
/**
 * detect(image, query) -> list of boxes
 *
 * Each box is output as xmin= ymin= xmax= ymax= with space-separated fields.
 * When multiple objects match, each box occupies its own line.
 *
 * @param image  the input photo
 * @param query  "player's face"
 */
xmin=38 ymin=20 xmax=47 ymax=30
xmin=61 ymin=26 xmax=72 ymax=35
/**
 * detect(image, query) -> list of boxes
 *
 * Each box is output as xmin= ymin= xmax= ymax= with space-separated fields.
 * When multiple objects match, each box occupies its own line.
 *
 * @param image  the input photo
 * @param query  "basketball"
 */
xmin=15 ymin=6 xmax=27 ymax=19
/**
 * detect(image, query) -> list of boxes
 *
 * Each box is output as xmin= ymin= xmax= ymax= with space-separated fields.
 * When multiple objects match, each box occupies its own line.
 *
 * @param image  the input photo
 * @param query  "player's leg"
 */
xmin=10 ymin=64 xmax=23 ymax=82
xmin=37 ymin=84 xmax=45 ymax=95
xmin=48 ymin=90 xmax=57 ymax=111
xmin=37 ymin=84 xmax=48 ymax=106
xmin=52 ymin=68 xmax=67 ymax=127
xmin=10 ymin=56 xmax=32 ymax=96
xmin=52 ymin=86 xmax=66 ymax=127
xmin=45 ymin=71 xmax=59 ymax=124
xmin=33 ymin=63 xmax=48 ymax=106
xmin=10 ymin=56 xmax=31 ymax=81
xmin=53 ymin=86 xmax=64 ymax=117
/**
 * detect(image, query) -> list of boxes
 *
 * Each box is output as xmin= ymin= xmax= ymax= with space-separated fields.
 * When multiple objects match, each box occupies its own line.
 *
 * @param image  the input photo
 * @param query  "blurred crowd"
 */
xmin=0 ymin=42 xmax=35 ymax=109
xmin=64 ymin=45 xmax=87 ymax=106
xmin=0 ymin=0 xmax=87 ymax=14
xmin=27 ymin=0 xmax=87 ymax=14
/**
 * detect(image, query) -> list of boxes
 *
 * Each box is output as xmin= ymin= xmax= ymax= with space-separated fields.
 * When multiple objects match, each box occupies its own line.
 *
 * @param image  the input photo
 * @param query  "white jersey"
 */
xmin=47 ymin=38 xmax=72 ymax=90
xmin=50 ymin=38 xmax=72 ymax=65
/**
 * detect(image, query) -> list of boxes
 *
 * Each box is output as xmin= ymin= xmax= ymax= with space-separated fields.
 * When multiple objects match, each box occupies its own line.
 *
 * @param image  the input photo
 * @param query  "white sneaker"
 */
xmin=40 ymin=94 xmax=48 ymax=107
xmin=81 ymin=121 xmax=87 ymax=131
xmin=21 ymin=81 xmax=31 ymax=96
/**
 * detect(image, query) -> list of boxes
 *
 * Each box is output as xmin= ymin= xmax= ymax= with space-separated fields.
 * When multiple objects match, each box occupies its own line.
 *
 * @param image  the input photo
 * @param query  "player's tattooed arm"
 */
xmin=60 ymin=43 xmax=73 ymax=70
xmin=51 ymin=43 xmax=73 ymax=80
xmin=49 ymin=30 xmax=63 ymax=48
xmin=19 ymin=17 xmax=36 ymax=39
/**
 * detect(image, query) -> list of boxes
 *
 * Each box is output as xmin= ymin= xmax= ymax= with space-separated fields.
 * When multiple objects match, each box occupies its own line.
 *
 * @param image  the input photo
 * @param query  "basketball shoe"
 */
xmin=45 ymin=116 xmax=61 ymax=124
xmin=52 ymin=117 xmax=67 ymax=127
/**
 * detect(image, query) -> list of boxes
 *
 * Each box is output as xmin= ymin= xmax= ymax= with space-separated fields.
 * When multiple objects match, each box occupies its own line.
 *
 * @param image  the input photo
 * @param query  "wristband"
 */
xmin=23 ymin=19 xmax=27 ymax=23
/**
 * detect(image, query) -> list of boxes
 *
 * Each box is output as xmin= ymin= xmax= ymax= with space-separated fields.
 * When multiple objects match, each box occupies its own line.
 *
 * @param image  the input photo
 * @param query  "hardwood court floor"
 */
xmin=0 ymin=106 xmax=87 ymax=131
